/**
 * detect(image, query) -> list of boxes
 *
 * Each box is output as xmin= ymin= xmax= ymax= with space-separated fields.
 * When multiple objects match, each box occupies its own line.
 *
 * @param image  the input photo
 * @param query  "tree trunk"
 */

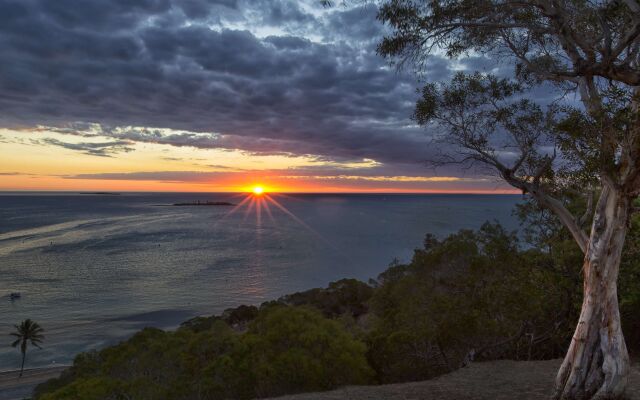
xmin=554 ymin=185 xmax=630 ymax=399
xmin=19 ymin=351 xmax=25 ymax=378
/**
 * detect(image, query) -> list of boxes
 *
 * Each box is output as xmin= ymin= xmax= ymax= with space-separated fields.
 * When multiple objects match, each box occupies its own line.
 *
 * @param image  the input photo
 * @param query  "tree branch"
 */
xmin=474 ymin=147 xmax=590 ymax=253
xmin=525 ymin=188 xmax=588 ymax=253
xmin=578 ymin=191 xmax=595 ymax=228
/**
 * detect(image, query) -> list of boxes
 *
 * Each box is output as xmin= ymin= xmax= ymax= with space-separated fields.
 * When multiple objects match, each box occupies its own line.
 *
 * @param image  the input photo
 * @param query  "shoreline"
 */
xmin=0 ymin=365 xmax=69 ymax=376
xmin=0 ymin=366 xmax=69 ymax=400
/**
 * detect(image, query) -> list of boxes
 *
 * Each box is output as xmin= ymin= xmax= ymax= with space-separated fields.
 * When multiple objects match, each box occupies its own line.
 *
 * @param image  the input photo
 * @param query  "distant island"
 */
xmin=172 ymin=201 xmax=234 ymax=206
xmin=78 ymin=192 xmax=121 ymax=196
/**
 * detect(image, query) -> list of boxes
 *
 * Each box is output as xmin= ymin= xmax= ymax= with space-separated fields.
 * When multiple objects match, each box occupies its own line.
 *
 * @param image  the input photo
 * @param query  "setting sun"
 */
xmin=252 ymin=186 xmax=264 ymax=195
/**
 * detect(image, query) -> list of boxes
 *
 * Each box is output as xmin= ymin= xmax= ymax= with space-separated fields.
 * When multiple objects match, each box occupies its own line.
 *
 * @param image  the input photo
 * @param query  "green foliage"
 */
xmin=278 ymin=278 xmax=374 ymax=318
xmin=367 ymin=222 xmax=579 ymax=383
xmin=620 ymin=211 xmax=640 ymax=353
xmin=414 ymin=72 xmax=524 ymax=126
xmin=35 ymin=209 xmax=640 ymax=398
xmin=35 ymin=308 xmax=372 ymax=400
xmin=181 ymin=305 xmax=259 ymax=333
xmin=180 ymin=278 xmax=374 ymax=335
xmin=222 ymin=305 xmax=260 ymax=327
xmin=377 ymin=0 xmax=639 ymax=89
xmin=235 ymin=306 xmax=373 ymax=397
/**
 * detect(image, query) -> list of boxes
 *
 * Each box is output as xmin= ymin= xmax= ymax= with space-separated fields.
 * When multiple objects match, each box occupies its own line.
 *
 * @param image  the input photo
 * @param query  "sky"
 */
xmin=0 ymin=0 xmax=518 ymax=193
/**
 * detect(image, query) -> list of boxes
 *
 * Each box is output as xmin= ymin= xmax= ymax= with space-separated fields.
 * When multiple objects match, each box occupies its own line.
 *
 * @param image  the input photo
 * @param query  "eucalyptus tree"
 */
xmin=10 ymin=319 xmax=44 ymax=377
xmin=374 ymin=1 xmax=640 ymax=399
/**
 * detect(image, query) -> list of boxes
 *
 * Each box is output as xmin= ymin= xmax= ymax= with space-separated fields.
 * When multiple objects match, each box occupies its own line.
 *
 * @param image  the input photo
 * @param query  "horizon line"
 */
xmin=0 ymin=189 xmax=522 ymax=195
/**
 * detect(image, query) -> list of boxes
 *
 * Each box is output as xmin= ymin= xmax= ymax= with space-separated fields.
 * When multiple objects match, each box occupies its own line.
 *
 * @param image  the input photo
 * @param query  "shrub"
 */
xmin=278 ymin=278 xmax=374 ymax=318
xmin=366 ymin=222 xmax=578 ymax=383
xmin=36 ymin=307 xmax=372 ymax=400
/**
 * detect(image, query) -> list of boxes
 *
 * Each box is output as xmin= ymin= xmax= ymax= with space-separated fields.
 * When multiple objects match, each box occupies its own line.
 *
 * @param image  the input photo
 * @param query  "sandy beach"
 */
xmin=0 ymin=366 xmax=68 ymax=400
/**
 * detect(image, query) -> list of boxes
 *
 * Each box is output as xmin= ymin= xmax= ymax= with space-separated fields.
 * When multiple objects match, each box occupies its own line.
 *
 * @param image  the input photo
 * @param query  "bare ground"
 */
xmin=1 ymin=360 xmax=638 ymax=400
xmin=268 ymin=359 xmax=640 ymax=400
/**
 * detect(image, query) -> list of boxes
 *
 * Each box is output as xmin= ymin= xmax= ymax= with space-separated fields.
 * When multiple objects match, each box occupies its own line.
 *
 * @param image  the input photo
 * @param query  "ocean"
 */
xmin=0 ymin=192 xmax=520 ymax=371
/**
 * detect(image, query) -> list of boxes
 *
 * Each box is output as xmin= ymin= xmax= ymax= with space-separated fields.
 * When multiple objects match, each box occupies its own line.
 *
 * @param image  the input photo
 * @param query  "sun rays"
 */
xmin=204 ymin=188 xmax=356 ymax=267
xmin=217 ymin=189 xmax=322 ymax=243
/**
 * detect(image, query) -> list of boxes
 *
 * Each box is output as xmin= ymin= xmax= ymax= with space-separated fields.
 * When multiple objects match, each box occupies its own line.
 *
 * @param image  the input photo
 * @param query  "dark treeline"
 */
xmin=35 ymin=201 xmax=640 ymax=399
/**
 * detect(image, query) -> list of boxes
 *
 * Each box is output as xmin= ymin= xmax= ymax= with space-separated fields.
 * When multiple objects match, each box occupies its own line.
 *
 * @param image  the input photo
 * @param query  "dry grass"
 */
xmin=269 ymin=359 xmax=640 ymax=400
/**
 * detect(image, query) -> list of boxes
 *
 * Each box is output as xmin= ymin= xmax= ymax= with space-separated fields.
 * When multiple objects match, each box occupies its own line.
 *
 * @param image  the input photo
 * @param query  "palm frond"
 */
xmin=9 ymin=319 xmax=45 ymax=349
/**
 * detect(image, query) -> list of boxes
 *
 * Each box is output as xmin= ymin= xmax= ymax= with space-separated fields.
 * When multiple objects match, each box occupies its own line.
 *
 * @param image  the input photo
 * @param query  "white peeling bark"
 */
xmin=554 ymin=185 xmax=630 ymax=399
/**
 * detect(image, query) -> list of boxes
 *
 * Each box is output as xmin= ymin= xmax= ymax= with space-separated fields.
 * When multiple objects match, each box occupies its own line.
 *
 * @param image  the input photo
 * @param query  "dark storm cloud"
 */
xmin=321 ymin=4 xmax=381 ymax=42
xmin=42 ymin=123 xmax=435 ymax=163
xmin=0 ymin=0 xmax=475 ymax=168
xmin=256 ymin=0 xmax=316 ymax=27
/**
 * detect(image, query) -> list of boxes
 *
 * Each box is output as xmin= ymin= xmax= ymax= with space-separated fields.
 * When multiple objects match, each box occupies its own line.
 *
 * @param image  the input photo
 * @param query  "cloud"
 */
xmin=0 ymin=0 xmax=463 ymax=168
xmin=0 ymin=0 xmax=541 ymax=187
xmin=34 ymin=138 xmax=135 ymax=157
xmin=61 ymin=166 xmax=504 ymax=191
xmin=0 ymin=172 xmax=36 ymax=176
xmin=64 ymin=170 xmax=228 ymax=182
xmin=289 ymin=175 xmax=473 ymax=182
xmin=62 ymin=163 xmax=491 ymax=183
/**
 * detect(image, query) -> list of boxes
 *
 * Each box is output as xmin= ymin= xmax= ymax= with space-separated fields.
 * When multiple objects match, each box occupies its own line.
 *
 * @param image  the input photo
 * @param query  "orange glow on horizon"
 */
xmin=0 ymin=128 xmax=522 ymax=194
xmin=0 ymin=168 xmax=520 ymax=195
xmin=0 ymin=174 xmax=521 ymax=195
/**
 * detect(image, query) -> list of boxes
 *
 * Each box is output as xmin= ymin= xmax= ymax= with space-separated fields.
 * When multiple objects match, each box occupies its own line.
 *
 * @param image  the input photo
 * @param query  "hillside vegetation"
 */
xmin=34 ymin=207 xmax=640 ymax=400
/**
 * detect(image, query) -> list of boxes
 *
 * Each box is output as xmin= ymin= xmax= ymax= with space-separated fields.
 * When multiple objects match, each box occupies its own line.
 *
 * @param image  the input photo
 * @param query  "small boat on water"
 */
xmin=9 ymin=292 xmax=21 ymax=300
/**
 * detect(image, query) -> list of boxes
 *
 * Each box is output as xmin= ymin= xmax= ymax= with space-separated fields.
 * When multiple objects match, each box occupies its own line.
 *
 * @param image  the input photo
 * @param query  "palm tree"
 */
xmin=10 ymin=319 xmax=44 ymax=377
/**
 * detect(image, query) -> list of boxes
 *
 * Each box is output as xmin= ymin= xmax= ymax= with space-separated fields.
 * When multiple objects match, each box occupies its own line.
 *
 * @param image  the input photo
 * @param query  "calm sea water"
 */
xmin=0 ymin=192 xmax=520 ymax=371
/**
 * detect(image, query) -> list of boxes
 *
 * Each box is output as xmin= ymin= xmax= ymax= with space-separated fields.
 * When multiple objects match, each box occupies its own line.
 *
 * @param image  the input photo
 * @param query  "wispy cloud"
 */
xmin=62 ymin=167 xmax=490 ymax=187
xmin=0 ymin=172 xmax=36 ymax=176
xmin=33 ymin=138 xmax=135 ymax=157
